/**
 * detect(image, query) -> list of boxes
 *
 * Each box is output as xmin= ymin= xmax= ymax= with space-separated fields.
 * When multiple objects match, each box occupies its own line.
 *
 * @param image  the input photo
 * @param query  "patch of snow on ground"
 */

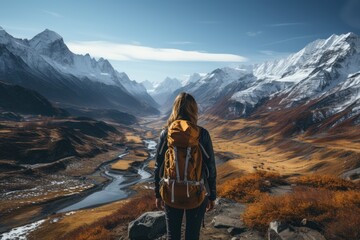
xmin=0 ymin=220 xmax=45 ymax=240
xmin=65 ymin=211 xmax=76 ymax=216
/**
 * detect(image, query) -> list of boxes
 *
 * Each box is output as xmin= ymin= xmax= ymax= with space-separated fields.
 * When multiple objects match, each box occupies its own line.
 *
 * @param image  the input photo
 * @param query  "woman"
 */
xmin=154 ymin=92 xmax=217 ymax=240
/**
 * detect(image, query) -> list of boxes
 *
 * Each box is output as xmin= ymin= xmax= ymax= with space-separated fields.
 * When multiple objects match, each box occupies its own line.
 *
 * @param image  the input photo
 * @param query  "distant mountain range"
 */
xmin=2 ymin=26 xmax=359 ymax=133
xmin=165 ymin=33 xmax=360 ymax=134
xmin=148 ymin=77 xmax=183 ymax=105
xmin=146 ymin=73 xmax=204 ymax=106
xmin=0 ymin=27 xmax=159 ymax=115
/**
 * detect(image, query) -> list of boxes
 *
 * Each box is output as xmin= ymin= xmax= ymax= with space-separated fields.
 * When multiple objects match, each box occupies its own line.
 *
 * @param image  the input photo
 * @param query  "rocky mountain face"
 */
xmin=0 ymin=81 xmax=68 ymax=117
xmin=0 ymin=27 xmax=159 ymax=115
xmin=164 ymin=67 xmax=253 ymax=111
xmin=165 ymin=33 xmax=360 ymax=134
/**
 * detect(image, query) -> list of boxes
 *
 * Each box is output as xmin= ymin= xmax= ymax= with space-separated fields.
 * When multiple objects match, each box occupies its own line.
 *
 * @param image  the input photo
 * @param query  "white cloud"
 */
xmin=268 ymin=22 xmax=305 ymax=27
xmin=67 ymin=41 xmax=247 ymax=62
xmin=247 ymin=31 xmax=262 ymax=37
xmin=42 ymin=10 xmax=63 ymax=18
xmin=259 ymin=50 xmax=277 ymax=56
xmin=167 ymin=41 xmax=194 ymax=45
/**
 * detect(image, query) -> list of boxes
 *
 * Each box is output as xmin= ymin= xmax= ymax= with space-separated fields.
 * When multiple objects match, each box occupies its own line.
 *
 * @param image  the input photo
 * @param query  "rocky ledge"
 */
xmin=127 ymin=198 xmax=326 ymax=240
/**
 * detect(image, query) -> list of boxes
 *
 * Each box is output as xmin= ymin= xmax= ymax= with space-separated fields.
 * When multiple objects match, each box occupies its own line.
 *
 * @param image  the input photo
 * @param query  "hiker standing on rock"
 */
xmin=154 ymin=92 xmax=217 ymax=240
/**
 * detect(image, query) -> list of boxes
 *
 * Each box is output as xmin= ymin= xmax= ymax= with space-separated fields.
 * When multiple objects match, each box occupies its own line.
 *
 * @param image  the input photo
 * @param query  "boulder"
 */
xmin=211 ymin=198 xmax=247 ymax=235
xmin=268 ymin=221 xmax=326 ymax=240
xmin=213 ymin=215 xmax=246 ymax=229
xmin=128 ymin=211 xmax=166 ymax=240
xmin=231 ymin=230 xmax=265 ymax=240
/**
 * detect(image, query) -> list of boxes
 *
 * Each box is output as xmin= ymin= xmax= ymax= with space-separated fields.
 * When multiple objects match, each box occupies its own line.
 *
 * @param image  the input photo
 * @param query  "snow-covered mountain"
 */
xmin=165 ymin=33 xmax=360 ymax=132
xmin=146 ymin=73 xmax=206 ymax=106
xmin=141 ymin=80 xmax=155 ymax=91
xmin=165 ymin=66 xmax=253 ymax=110
xmin=0 ymin=27 xmax=158 ymax=115
xmin=183 ymin=73 xmax=207 ymax=85
xmin=149 ymin=77 xmax=183 ymax=105
xmin=230 ymin=32 xmax=360 ymax=117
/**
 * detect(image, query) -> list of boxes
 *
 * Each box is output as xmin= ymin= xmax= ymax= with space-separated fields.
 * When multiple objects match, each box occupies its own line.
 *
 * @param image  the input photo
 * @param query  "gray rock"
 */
xmin=215 ymin=197 xmax=237 ymax=205
xmin=210 ymin=197 xmax=248 ymax=237
xmin=214 ymin=198 xmax=246 ymax=219
xmin=268 ymin=221 xmax=326 ymax=240
xmin=128 ymin=211 xmax=166 ymax=240
xmin=213 ymin=215 xmax=246 ymax=229
xmin=228 ymin=227 xmax=246 ymax=236
xmin=231 ymin=230 xmax=265 ymax=240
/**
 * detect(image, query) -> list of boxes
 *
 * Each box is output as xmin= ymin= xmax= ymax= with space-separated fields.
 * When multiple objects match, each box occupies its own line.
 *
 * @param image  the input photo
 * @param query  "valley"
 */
xmin=1 ymin=114 xmax=358 ymax=239
xmin=0 ymin=115 xmax=158 ymax=235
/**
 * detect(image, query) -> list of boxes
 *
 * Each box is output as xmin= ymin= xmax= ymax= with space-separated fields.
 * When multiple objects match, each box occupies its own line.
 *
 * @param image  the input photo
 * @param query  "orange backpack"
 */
xmin=159 ymin=120 xmax=207 ymax=209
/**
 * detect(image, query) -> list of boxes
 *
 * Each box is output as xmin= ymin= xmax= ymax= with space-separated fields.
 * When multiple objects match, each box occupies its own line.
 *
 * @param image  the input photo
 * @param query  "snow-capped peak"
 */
xmin=183 ymin=73 xmax=207 ymax=85
xmin=0 ymin=26 xmax=13 ymax=44
xmin=29 ymin=29 xmax=64 ymax=52
xmin=154 ymin=77 xmax=182 ymax=91
xmin=199 ymin=67 xmax=251 ymax=89
xmin=30 ymin=29 xmax=63 ymax=44
xmin=254 ymin=32 xmax=360 ymax=82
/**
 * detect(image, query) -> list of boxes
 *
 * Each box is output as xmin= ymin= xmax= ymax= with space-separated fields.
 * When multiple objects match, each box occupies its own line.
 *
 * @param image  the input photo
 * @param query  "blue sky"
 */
xmin=1 ymin=0 xmax=360 ymax=83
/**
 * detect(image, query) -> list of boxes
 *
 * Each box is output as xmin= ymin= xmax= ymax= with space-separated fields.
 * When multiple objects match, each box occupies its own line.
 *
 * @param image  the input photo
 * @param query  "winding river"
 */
xmin=0 ymin=139 xmax=157 ymax=240
xmin=58 ymin=139 xmax=156 ymax=213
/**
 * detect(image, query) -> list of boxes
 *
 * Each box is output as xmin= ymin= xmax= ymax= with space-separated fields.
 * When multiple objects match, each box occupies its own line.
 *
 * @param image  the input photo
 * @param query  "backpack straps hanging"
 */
xmin=184 ymin=147 xmax=191 ymax=198
xmin=184 ymin=147 xmax=191 ymax=181
xmin=199 ymin=143 xmax=209 ymax=159
xmin=174 ymin=146 xmax=180 ymax=182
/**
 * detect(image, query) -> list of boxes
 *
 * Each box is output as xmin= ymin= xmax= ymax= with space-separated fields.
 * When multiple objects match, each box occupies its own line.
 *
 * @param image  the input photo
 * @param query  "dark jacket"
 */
xmin=154 ymin=127 xmax=217 ymax=201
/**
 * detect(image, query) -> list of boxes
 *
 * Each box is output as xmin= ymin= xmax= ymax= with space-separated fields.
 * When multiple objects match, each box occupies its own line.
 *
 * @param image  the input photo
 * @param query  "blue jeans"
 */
xmin=164 ymin=198 xmax=208 ymax=240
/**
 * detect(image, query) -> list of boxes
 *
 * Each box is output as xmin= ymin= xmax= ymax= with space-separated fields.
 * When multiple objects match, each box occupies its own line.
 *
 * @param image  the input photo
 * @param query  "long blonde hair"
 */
xmin=167 ymin=92 xmax=198 ymax=127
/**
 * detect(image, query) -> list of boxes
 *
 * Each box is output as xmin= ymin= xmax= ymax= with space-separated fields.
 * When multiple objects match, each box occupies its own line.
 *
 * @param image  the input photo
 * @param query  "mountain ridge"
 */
xmin=162 ymin=32 xmax=360 ymax=134
xmin=0 ymin=27 xmax=159 ymax=115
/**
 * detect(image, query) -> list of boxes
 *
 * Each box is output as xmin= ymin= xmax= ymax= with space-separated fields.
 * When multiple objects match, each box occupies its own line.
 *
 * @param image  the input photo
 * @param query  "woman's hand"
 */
xmin=156 ymin=198 xmax=164 ymax=210
xmin=206 ymin=200 xmax=215 ymax=212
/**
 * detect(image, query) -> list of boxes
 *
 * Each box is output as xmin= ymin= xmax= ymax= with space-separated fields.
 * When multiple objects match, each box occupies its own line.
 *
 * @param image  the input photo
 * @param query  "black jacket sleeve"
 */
xmin=200 ymin=128 xmax=217 ymax=201
xmin=154 ymin=129 xmax=167 ymax=199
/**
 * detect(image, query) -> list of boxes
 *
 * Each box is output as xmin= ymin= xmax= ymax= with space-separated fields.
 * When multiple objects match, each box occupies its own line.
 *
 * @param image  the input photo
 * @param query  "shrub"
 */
xmin=69 ymin=226 xmax=112 ymax=240
xmin=218 ymin=171 xmax=286 ymax=203
xmin=242 ymin=187 xmax=360 ymax=240
xmin=293 ymin=174 xmax=358 ymax=191
xmin=325 ymin=207 xmax=360 ymax=240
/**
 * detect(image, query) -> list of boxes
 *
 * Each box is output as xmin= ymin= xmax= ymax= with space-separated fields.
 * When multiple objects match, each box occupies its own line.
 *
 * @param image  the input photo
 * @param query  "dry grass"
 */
xmin=218 ymin=171 xmax=286 ymax=203
xmin=125 ymin=133 xmax=142 ymax=144
xmin=201 ymin=115 xmax=360 ymax=178
xmin=217 ymin=170 xmax=360 ymax=240
xmin=147 ymin=159 xmax=155 ymax=169
xmin=292 ymin=174 xmax=359 ymax=191
xmin=325 ymin=207 xmax=360 ymax=240
xmin=57 ymin=192 xmax=156 ymax=240
xmin=29 ymin=199 xmax=131 ymax=240
xmin=110 ymin=149 xmax=148 ymax=171
xmin=242 ymin=187 xmax=360 ymax=240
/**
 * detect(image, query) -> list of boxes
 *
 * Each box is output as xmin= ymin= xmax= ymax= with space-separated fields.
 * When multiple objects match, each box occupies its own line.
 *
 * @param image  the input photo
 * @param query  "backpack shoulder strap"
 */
xmin=198 ymin=127 xmax=210 ymax=159
xmin=159 ymin=128 xmax=168 ymax=155
xmin=199 ymin=142 xmax=209 ymax=159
